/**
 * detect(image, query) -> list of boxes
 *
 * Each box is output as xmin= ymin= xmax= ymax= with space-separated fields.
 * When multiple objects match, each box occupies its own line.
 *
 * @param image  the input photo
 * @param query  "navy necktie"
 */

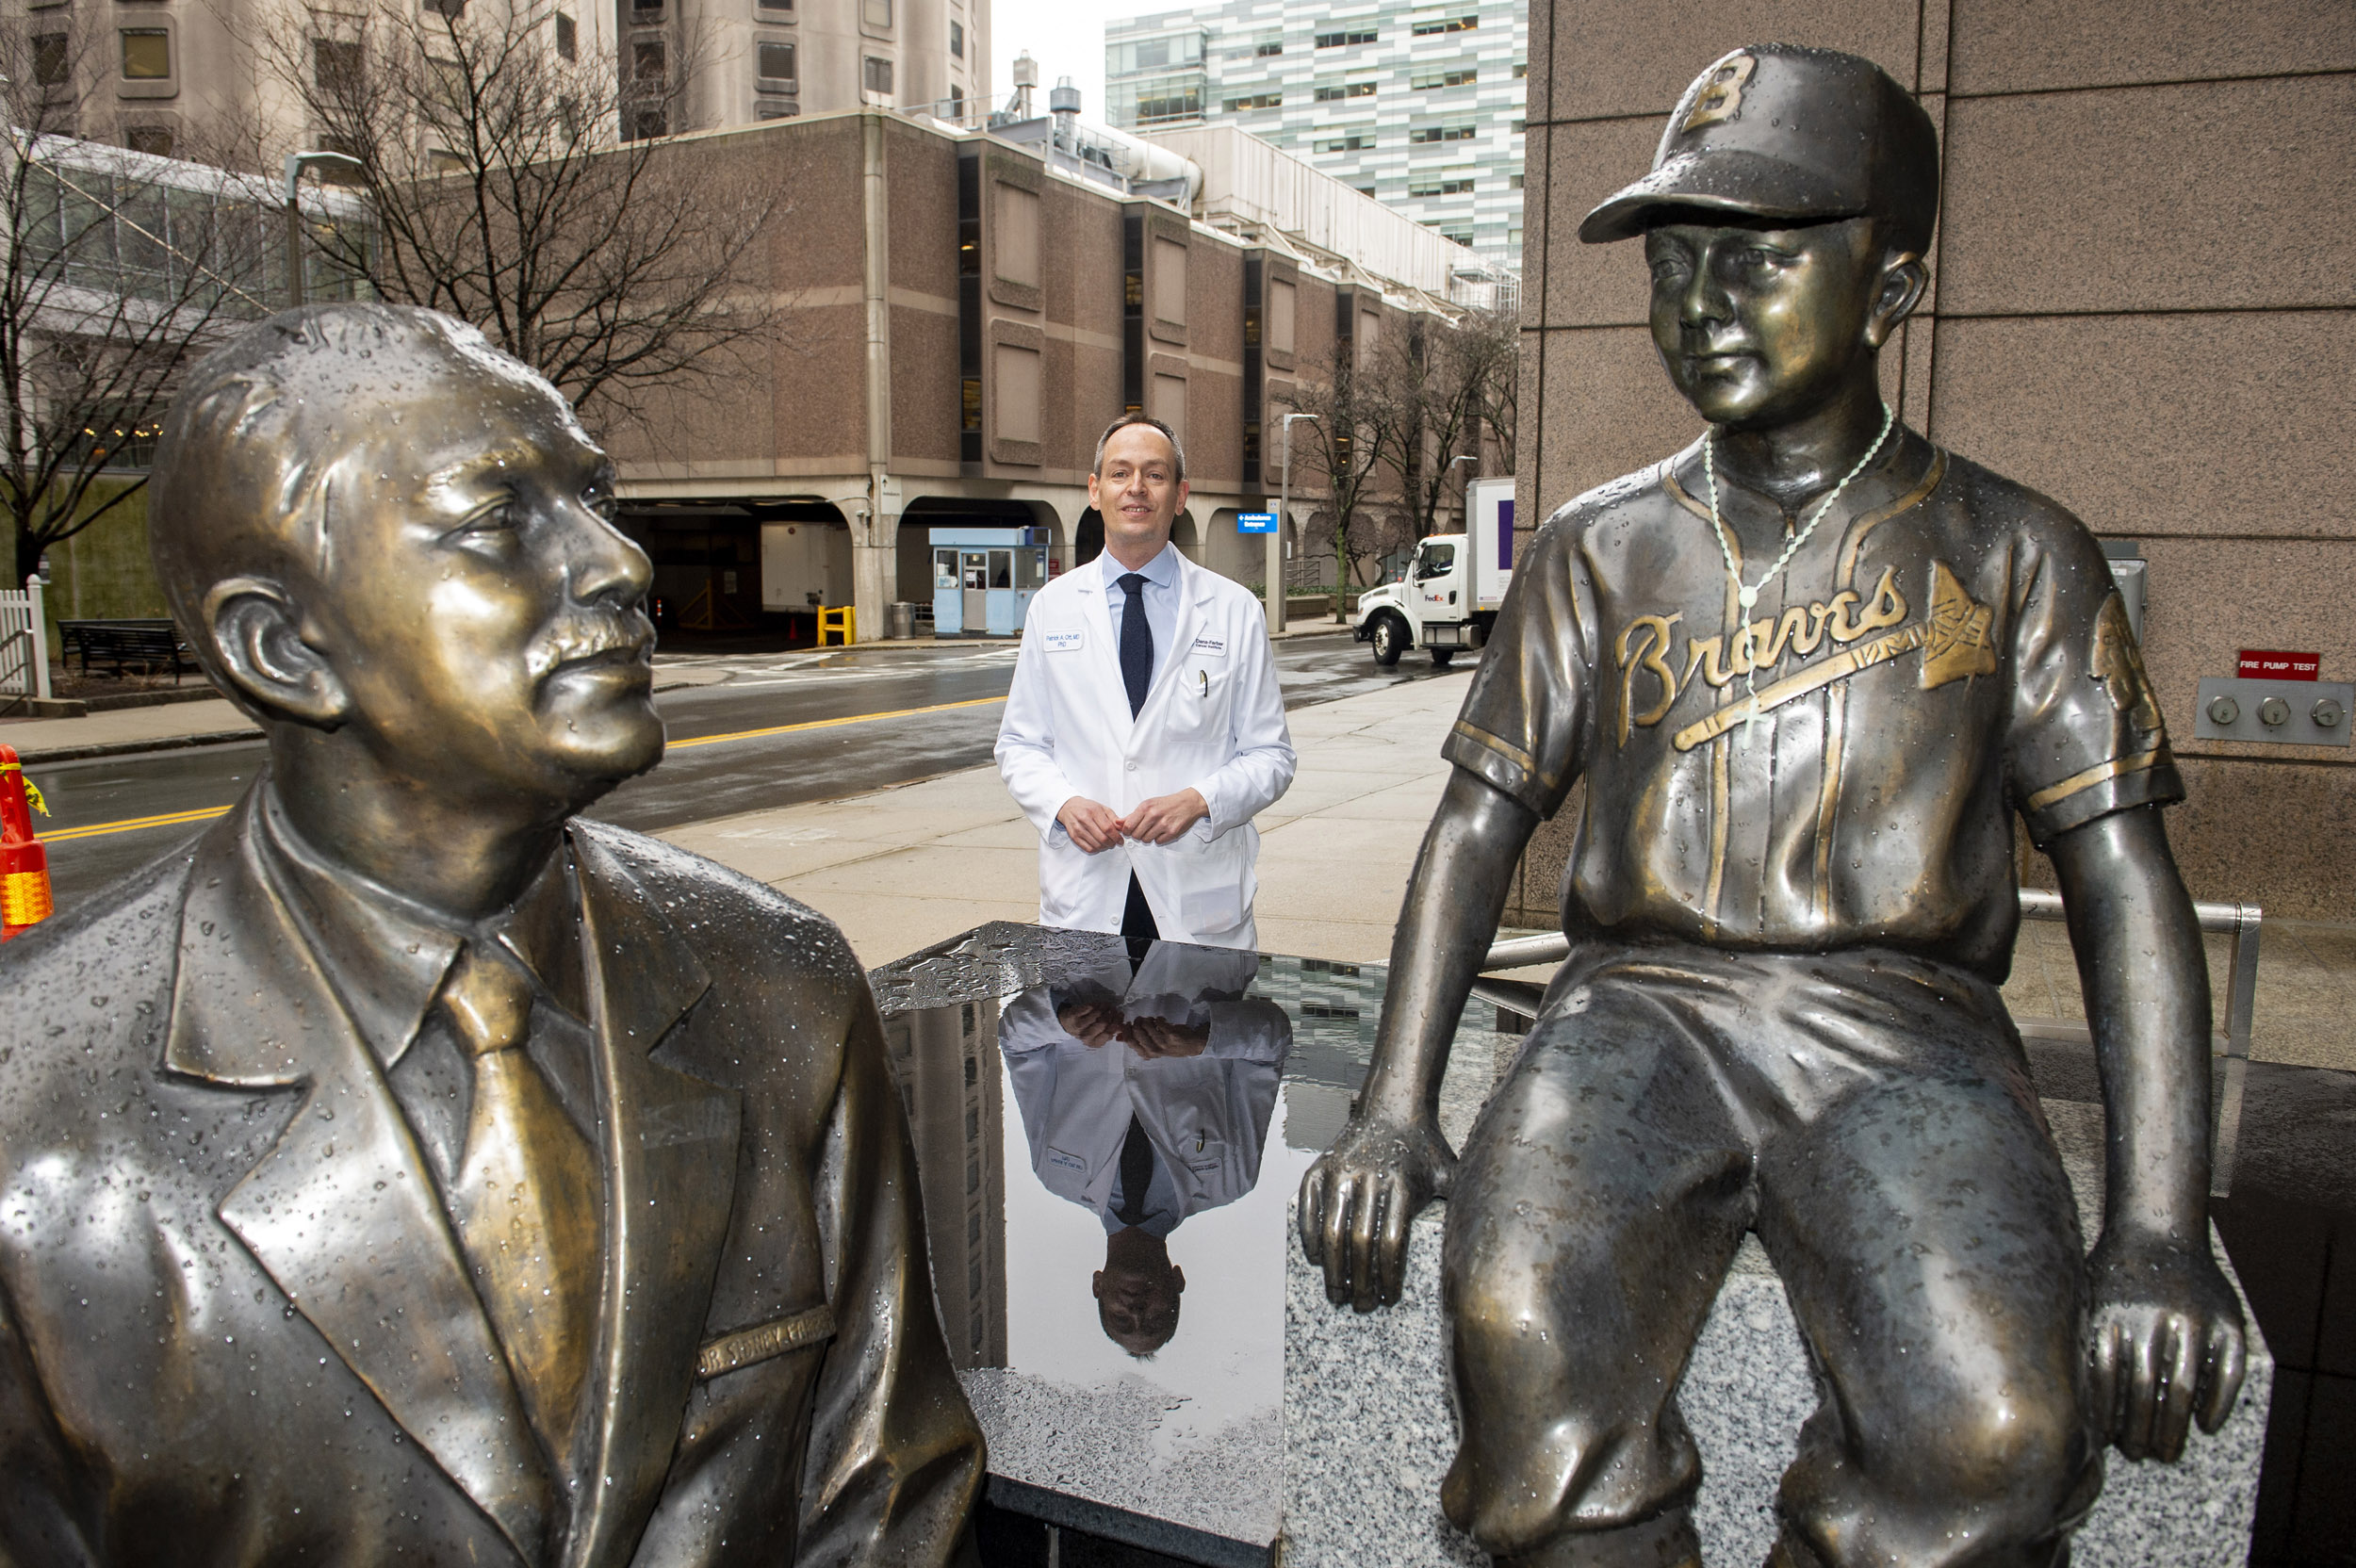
xmin=1116 ymin=1115 xmax=1154 ymax=1227
xmin=1118 ymin=572 xmax=1153 ymax=717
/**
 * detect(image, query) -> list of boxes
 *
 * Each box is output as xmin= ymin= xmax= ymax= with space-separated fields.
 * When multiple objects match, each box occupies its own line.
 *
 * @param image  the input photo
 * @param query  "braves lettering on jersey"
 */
xmin=1445 ymin=428 xmax=2173 ymax=979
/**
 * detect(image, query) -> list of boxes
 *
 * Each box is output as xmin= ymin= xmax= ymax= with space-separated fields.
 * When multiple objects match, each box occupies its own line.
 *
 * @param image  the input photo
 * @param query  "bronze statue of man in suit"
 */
xmin=0 ymin=304 xmax=983 ymax=1565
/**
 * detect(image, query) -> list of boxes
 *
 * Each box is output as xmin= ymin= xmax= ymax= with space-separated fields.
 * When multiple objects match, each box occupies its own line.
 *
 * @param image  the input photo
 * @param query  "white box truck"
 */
xmin=1351 ymin=476 xmax=1516 ymax=667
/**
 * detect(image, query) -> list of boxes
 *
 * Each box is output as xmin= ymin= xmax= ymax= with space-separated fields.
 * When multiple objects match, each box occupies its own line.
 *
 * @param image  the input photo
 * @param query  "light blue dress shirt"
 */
xmin=1101 ymin=543 xmax=1182 ymax=691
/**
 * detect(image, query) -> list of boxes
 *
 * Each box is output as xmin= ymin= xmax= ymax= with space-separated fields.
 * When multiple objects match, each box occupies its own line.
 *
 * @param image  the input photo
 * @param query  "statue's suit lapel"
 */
xmin=562 ymin=825 xmax=742 ymax=1568
xmin=163 ymin=796 xmax=552 ymax=1563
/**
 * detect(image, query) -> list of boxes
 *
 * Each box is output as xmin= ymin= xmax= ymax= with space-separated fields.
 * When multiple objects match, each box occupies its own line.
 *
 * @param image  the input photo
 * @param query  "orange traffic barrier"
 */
xmin=1 ymin=743 xmax=53 ymax=939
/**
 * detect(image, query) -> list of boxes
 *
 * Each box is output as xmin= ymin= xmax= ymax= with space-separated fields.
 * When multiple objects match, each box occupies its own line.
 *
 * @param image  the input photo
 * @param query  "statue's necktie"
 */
xmin=1118 ymin=572 xmax=1153 ymax=717
xmin=442 ymin=942 xmax=600 ymax=1457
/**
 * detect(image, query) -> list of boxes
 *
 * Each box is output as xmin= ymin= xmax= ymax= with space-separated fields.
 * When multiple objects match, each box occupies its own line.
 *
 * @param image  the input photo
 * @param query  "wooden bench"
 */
xmin=57 ymin=619 xmax=194 ymax=682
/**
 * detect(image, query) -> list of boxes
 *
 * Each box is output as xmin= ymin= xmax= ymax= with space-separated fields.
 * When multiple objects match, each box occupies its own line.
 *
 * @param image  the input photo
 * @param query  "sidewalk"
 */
xmin=0 ymin=661 xmax=741 ymax=763
xmin=659 ymin=669 xmax=1466 ymax=972
xmin=663 ymin=676 xmax=2356 ymax=1075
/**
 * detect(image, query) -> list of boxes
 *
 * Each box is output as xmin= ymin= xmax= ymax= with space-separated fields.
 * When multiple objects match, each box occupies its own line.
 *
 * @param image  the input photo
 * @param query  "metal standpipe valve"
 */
xmin=2257 ymin=696 xmax=2291 ymax=727
xmin=2207 ymin=694 xmax=2240 ymax=727
xmin=2314 ymin=696 xmax=2346 ymax=730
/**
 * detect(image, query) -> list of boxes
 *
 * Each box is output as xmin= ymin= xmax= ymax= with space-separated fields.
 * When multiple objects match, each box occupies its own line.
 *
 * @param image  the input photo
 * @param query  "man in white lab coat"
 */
xmin=995 ymin=415 xmax=1297 ymax=948
xmin=997 ymin=942 xmax=1291 ymax=1353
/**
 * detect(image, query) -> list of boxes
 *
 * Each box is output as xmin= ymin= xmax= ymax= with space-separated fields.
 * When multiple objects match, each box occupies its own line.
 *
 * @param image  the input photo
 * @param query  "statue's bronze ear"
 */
xmin=203 ymin=576 xmax=352 ymax=728
xmin=1866 ymin=251 xmax=1930 ymax=349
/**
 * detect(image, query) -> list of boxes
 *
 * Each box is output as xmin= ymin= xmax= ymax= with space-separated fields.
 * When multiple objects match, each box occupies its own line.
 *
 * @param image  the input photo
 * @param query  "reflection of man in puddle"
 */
xmin=1000 ymin=941 xmax=1291 ymax=1355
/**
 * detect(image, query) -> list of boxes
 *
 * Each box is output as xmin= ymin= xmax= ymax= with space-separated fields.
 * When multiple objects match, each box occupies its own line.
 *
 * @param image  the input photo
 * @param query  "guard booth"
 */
xmin=929 ymin=526 xmax=1051 ymax=636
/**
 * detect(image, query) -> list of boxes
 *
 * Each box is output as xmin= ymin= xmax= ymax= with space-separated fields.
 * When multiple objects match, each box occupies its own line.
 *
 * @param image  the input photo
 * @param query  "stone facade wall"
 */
xmin=1508 ymin=0 xmax=2356 ymax=923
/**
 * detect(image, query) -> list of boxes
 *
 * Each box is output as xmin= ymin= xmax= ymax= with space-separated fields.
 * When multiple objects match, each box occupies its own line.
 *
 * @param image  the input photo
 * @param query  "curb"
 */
xmin=17 ymin=728 xmax=263 ymax=766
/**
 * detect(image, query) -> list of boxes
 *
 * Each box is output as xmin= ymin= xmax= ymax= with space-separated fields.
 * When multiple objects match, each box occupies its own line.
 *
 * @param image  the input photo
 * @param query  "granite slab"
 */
xmin=1284 ymin=1101 xmax=2274 ymax=1567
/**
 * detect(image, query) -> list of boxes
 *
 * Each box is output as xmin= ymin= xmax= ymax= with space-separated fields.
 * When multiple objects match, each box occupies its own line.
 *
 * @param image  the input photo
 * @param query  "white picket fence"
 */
xmin=0 ymin=577 xmax=53 ymax=702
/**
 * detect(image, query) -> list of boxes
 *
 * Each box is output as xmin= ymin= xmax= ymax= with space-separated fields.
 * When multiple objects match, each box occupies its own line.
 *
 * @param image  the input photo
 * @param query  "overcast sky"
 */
xmin=990 ymin=0 xmax=1134 ymax=122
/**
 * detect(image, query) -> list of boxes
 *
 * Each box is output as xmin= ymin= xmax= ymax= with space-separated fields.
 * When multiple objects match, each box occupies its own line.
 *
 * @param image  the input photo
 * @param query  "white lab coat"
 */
xmin=994 ymin=551 xmax=1297 ymax=948
xmin=998 ymin=944 xmax=1290 ymax=1226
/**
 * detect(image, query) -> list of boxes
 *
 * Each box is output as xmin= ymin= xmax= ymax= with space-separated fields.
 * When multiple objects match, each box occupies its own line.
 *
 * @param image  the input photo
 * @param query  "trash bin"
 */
xmin=888 ymin=601 xmax=917 ymax=640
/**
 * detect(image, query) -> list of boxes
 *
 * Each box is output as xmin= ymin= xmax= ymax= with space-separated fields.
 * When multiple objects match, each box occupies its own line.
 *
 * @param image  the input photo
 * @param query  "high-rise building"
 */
xmin=654 ymin=0 xmax=990 ymax=134
xmin=1104 ymin=0 xmax=1524 ymax=261
xmin=19 ymin=0 xmax=987 ymax=162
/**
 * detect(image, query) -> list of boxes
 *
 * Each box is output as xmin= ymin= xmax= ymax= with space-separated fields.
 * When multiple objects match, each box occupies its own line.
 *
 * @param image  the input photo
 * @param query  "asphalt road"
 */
xmin=24 ymin=629 xmax=1464 ymax=917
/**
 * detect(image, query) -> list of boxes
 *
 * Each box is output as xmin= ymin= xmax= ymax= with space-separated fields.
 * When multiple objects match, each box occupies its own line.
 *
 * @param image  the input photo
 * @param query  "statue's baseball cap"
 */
xmin=1579 ymin=44 xmax=1939 ymax=253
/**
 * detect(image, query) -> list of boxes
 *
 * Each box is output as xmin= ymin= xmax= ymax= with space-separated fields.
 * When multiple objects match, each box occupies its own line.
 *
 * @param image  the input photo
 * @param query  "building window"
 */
xmin=758 ymin=40 xmax=794 ymax=81
xmin=1315 ymin=132 xmax=1371 ymax=153
xmin=630 ymin=0 xmax=663 ymax=21
xmin=949 ymin=19 xmax=962 ymax=57
xmin=1513 ymin=61 xmax=1527 ymax=78
xmin=120 ymin=27 xmax=171 ymax=79
xmin=1314 ymin=27 xmax=1376 ymax=47
xmin=1312 ymin=80 xmax=1375 ymax=102
xmin=1409 ymin=173 xmax=1476 ymax=197
xmin=949 ymin=85 xmax=963 ymax=115
xmin=1353 ymin=185 xmax=1376 ymax=198
xmin=1132 ymin=81 xmax=1202 ymax=123
xmin=32 ymin=32 xmax=70 ymax=86
xmin=632 ymin=38 xmax=665 ymax=82
xmin=863 ymin=55 xmax=892 ymax=94
xmin=860 ymin=0 xmax=891 ymax=25
xmin=1412 ymin=14 xmax=1479 ymax=33
xmin=1410 ymin=66 xmax=1476 ymax=90
xmin=1220 ymin=90 xmax=1280 ymax=110
xmin=1253 ymin=37 xmax=1281 ymax=57
xmin=1511 ymin=118 xmax=1525 ymax=132
xmin=1408 ymin=122 xmax=1474 ymax=142
xmin=1118 ymin=33 xmax=1201 ymax=71
xmin=756 ymin=0 xmax=792 ymax=12
xmin=313 ymin=37 xmax=362 ymax=93
xmin=124 ymin=124 xmax=173 ymax=155
xmin=554 ymin=12 xmax=576 ymax=59
xmin=755 ymin=96 xmax=797 ymax=119
xmin=1508 ymin=171 xmax=1524 ymax=189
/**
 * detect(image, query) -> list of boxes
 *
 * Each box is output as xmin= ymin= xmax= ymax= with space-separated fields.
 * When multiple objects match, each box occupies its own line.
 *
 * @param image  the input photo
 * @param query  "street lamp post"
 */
xmin=282 ymin=151 xmax=364 ymax=309
xmin=1274 ymin=411 xmax=1317 ymax=634
xmin=1448 ymin=451 xmax=1479 ymax=530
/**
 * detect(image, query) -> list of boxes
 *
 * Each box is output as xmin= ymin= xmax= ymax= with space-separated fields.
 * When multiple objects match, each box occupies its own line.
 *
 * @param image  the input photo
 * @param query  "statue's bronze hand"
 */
xmin=2086 ymin=1229 xmax=2247 ymax=1462
xmin=1298 ymin=1114 xmax=1455 ymax=1312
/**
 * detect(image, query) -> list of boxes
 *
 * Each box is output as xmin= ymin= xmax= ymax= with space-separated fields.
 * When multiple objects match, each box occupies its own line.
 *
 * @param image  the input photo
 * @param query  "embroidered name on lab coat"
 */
xmin=1189 ymin=634 xmax=1227 ymax=657
xmin=1042 ymin=628 xmax=1085 ymax=653
xmin=1046 ymin=1146 xmax=1087 ymax=1172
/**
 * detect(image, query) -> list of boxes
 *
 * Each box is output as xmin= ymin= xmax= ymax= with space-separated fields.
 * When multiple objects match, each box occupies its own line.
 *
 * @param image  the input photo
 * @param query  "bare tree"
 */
xmin=1464 ymin=302 xmax=1519 ymax=478
xmin=0 ymin=19 xmax=276 ymax=583
xmin=252 ymin=0 xmax=788 ymax=436
xmin=1277 ymin=342 xmax=1393 ymax=612
xmin=1371 ymin=314 xmax=1497 ymax=540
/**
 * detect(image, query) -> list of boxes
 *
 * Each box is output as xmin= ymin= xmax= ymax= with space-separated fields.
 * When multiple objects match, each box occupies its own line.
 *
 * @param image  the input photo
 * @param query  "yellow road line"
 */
xmin=43 ymin=806 xmax=231 ymax=842
xmin=665 ymin=694 xmax=1006 ymax=750
xmin=38 ymin=694 xmax=1009 ymax=843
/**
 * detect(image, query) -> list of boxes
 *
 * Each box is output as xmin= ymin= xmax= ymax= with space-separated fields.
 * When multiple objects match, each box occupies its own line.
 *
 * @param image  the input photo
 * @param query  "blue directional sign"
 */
xmin=1237 ymin=511 xmax=1278 ymax=534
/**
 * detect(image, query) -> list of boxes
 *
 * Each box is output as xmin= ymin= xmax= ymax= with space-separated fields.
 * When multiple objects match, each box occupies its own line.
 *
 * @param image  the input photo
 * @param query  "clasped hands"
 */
xmin=1056 ymin=790 xmax=1207 ymax=850
xmin=1298 ymin=1110 xmax=2247 ymax=1462
xmin=1055 ymin=1001 xmax=1209 ymax=1059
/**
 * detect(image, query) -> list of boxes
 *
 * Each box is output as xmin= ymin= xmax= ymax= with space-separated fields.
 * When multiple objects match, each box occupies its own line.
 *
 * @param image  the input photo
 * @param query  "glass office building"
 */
xmin=1104 ymin=0 xmax=1525 ymax=263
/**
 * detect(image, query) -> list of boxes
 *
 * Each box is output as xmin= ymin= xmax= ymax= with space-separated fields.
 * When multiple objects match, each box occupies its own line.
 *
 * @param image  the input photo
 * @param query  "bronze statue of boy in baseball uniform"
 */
xmin=1300 ymin=44 xmax=2246 ymax=1568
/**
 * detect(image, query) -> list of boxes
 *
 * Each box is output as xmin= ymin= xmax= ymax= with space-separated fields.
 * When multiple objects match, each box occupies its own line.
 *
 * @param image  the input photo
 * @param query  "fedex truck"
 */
xmin=1351 ymin=476 xmax=1515 ymax=667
